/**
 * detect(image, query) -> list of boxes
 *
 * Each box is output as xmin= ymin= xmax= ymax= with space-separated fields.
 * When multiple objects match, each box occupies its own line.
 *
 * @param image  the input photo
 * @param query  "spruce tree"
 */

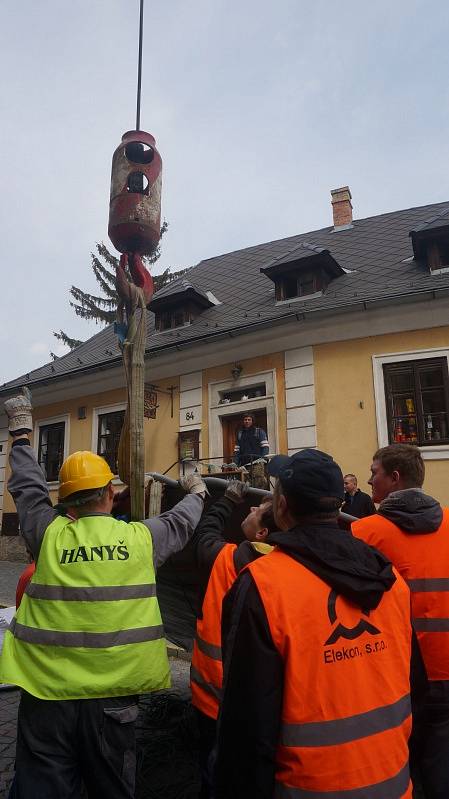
xmin=53 ymin=222 xmax=188 ymax=352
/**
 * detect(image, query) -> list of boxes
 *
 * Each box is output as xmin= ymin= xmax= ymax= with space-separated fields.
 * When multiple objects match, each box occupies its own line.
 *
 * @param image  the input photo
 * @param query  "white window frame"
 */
xmin=33 ymin=414 xmax=70 ymax=487
xmin=91 ymin=402 xmax=126 ymax=484
xmin=372 ymin=347 xmax=449 ymax=461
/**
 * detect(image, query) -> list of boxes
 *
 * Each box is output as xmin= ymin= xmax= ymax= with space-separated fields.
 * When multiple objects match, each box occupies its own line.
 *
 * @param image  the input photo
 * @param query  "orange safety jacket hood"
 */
xmin=378 ymin=488 xmax=443 ymax=534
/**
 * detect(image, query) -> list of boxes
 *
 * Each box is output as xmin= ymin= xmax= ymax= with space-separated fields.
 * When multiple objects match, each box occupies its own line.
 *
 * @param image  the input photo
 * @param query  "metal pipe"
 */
xmin=136 ymin=0 xmax=144 ymax=131
xmin=149 ymin=471 xmax=272 ymax=496
xmin=147 ymin=472 xmax=358 ymax=523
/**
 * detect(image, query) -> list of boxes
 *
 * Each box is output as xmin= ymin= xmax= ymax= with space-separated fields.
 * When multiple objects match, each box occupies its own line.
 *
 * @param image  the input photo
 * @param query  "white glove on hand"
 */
xmin=179 ymin=473 xmax=208 ymax=498
xmin=5 ymin=387 xmax=33 ymax=436
xmin=224 ymin=480 xmax=249 ymax=505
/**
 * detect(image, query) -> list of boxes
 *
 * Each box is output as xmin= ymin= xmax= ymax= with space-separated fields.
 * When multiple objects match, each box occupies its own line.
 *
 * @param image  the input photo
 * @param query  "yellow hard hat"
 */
xmin=58 ymin=451 xmax=114 ymax=500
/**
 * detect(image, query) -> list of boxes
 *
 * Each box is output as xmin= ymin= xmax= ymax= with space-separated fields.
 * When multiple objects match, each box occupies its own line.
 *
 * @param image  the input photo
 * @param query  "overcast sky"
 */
xmin=1 ymin=0 xmax=449 ymax=384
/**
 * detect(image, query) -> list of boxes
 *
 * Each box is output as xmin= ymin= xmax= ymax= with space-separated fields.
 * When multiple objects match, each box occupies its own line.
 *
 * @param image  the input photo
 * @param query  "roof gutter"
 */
xmin=1 ymin=285 xmax=448 ymax=397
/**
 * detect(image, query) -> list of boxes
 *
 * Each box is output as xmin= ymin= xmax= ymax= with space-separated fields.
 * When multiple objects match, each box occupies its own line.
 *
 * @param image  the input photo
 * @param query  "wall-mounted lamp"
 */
xmin=231 ymin=363 xmax=243 ymax=380
xmin=78 ymin=406 xmax=87 ymax=420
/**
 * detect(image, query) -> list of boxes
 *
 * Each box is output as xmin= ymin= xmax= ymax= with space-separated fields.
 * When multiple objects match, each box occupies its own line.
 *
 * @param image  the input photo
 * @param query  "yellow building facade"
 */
xmin=2 ymin=196 xmax=449 ymax=535
xmin=3 ymin=317 xmax=449 ymax=523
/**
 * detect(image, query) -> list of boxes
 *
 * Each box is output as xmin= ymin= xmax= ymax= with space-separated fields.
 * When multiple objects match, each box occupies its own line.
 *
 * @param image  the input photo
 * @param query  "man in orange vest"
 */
xmin=215 ymin=449 xmax=412 ymax=799
xmin=352 ymin=443 xmax=449 ymax=799
xmin=191 ymin=480 xmax=275 ymax=798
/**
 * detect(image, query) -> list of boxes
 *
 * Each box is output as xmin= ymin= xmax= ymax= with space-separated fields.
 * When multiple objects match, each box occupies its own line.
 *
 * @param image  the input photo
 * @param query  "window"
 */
xmin=383 ymin=358 xmax=449 ymax=446
xmin=219 ymin=383 xmax=267 ymax=405
xmin=155 ymin=308 xmax=191 ymax=331
xmin=275 ymin=269 xmax=325 ymax=301
xmin=38 ymin=422 xmax=65 ymax=482
xmin=427 ymin=238 xmax=449 ymax=273
xmin=97 ymin=411 xmax=125 ymax=473
xmin=178 ymin=429 xmax=200 ymax=461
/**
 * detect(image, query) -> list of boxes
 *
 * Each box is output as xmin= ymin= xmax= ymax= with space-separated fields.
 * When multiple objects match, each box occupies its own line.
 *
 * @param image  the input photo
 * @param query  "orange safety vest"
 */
xmin=353 ymin=508 xmax=449 ymax=681
xmin=191 ymin=544 xmax=237 ymax=720
xmin=247 ymin=549 xmax=412 ymax=798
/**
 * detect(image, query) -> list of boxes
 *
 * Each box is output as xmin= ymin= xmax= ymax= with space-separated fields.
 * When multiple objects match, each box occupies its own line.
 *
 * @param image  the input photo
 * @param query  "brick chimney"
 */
xmin=331 ymin=186 xmax=353 ymax=230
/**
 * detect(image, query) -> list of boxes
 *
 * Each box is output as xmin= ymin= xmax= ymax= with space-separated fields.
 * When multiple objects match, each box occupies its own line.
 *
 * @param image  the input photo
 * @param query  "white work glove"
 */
xmin=224 ymin=480 xmax=249 ymax=505
xmin=179 ymin=473 xmax=208 ymax=499
xmin=4 ymin=387 xmax=33 ymax=436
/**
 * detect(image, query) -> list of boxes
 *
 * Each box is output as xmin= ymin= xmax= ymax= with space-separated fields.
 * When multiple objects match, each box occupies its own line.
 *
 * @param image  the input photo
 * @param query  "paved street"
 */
xmin=0 ymin=657 xmax=191 ymax=799
xmin=0 ymin=563 xmax=23 ymax=609
xmin=0 ymin=689 xmax=18 ymax=798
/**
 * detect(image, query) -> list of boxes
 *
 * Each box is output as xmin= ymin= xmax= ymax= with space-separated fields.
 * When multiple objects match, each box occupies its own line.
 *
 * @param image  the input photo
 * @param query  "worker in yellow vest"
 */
xmin=0 ymin=388 xmax=206 ymax=799
xmin=214 ymin=449 xmax=412 ymax=799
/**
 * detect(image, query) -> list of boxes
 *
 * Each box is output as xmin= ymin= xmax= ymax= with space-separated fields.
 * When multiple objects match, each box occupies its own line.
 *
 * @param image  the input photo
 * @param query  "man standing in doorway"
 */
xmin=233 ymin=414 xmax=269 ymax=466
xmin=342 ymin=473 xmax=376 ymax=518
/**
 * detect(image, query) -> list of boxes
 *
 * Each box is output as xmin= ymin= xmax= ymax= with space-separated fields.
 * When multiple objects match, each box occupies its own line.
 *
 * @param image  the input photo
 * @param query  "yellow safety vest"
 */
xmin=0 ymin=514 xmax=170 ymax=700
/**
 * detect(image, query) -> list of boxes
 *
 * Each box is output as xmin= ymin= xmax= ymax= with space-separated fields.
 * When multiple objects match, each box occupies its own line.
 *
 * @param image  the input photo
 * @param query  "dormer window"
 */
xmin=156 ymin=307 xmax=192 ymax=331
xmin=149 ymin=279 xmax=215 ymax=332
xmin=275 ymin=269 xmax=325 ymax=301
xmin=261 ymin=241 xmax=344 ymax=303
xmin=426 ymin=238 xmax=449 ymax=273
xmin=410 ymin=208 xmax=449 ymax=275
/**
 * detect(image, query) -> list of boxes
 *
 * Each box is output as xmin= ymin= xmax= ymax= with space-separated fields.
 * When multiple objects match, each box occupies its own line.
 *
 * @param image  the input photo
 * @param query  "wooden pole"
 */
xmin=118 ymin=288 xmax=146 ymax=521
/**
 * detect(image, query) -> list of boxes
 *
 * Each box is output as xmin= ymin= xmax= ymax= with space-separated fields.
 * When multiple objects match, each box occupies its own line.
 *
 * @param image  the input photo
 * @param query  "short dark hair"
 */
xmin=242 ymin=413 xmax=256 ymax=423
xmin=260 ymin=500 xmax=277 ymax=533
xmin=373 ymin=444 xmax=424 ymax=488
xmin=279 ymin=483 xmax=341 ymax=520
xmin=60 ymin=482 xmax=111 ymax=511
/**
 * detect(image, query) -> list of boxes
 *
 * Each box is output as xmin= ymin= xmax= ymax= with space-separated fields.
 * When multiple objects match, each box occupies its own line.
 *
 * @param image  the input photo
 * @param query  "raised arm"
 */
xmin=4 ymin=389 xmax=57 ymax=560
xmin=143 ymin=473 xmax=207 ymax=569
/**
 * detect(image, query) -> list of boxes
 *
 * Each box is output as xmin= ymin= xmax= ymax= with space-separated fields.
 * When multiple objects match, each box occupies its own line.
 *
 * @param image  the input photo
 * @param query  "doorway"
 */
xmin=221 ymin=409 xmax=268 ymax=463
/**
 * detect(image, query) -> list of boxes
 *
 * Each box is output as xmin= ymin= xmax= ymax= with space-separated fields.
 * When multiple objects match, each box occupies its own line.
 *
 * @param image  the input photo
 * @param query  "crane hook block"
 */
xmin=108 ymin=130 xmax=162 ymax=255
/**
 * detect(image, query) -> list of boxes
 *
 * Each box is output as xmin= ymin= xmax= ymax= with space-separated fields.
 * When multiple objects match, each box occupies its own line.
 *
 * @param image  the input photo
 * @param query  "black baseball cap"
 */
xmin=268 ymin=449 xmax=345 ymax=503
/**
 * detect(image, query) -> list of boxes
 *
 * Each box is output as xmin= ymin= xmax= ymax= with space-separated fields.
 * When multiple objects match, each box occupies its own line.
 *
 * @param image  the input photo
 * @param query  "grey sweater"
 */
xmin=8 ymin=441 xmax=204 ymax=569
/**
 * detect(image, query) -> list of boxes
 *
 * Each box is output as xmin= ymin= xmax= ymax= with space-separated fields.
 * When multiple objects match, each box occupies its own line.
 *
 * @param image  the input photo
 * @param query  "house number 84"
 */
xmin=185 ymin=411 xmax=195 ymax=421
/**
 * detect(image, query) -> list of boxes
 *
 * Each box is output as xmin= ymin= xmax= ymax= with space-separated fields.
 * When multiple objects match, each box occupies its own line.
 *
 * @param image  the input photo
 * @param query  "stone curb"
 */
xmin=166 ymin=643 xmax=192 ymax=662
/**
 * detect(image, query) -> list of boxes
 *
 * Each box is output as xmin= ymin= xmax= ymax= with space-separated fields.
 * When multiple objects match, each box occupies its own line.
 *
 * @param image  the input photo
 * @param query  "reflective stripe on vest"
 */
xmin=353 ymin=508 xmax=449 ymax=681
xmin=25 ymin=583 xmax=157 ymax=601
xmin=190 ymin=665 xmax=223 ymax=702
xmin=281 ymin=693 xmax=411 ymax=748
xmin=194 ymin=634 xmax=222 ymax=661
xmin=190 ymin=544 xmax=237 ymax=720
xmin=0 ymin=514 xmax=170 ymax=700
xmin=274 ymin=762 xmax=410 ymax=798
xmin=9 ymin=618 xmax=165 ymax=648
xmin=247 ymin=549 xmax=412 ymax=797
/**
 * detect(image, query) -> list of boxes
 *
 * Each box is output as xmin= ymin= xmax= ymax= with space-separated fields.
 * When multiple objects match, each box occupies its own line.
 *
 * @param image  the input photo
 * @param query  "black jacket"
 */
xmin=341 ymin=489 xmax=376 ymax=519
xmin=214 ymin=523 xmax=398 ymax=799
xmin=192 ymin=496 xmax=263 ymax=616
xmin=233 ymin=427 xmax=269 ymax=466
